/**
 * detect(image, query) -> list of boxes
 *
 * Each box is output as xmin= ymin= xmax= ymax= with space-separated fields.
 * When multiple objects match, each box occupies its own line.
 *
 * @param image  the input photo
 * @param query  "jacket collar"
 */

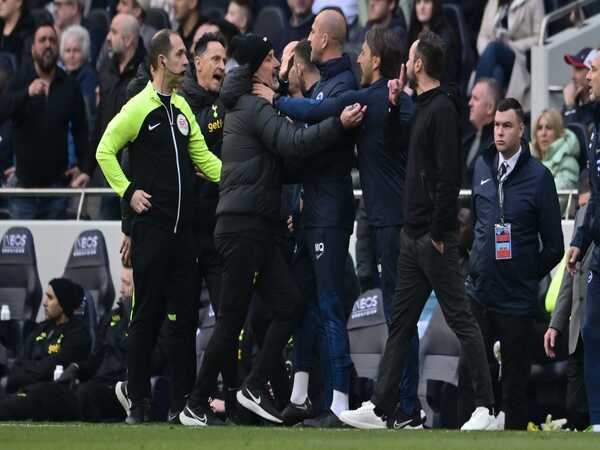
xmin=110 ymin=39 xmax=146 ymax=78
xmin=180 ymin=66 xmax=218 ymax=109
xmin=482 ymin=140 xmax=531 ymax=178
xmin=317 ymin=54 xmax=352 ymax=81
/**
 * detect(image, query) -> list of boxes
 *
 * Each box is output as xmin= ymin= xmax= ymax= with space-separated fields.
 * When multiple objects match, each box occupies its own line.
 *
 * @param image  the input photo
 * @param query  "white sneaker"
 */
xmin=339 ymin=403 xmax=386 ymax=430
xmin=460 ymin=406 xmax=496 ymax=431
xmin=495 ymin=411 xmax=505 ymax=430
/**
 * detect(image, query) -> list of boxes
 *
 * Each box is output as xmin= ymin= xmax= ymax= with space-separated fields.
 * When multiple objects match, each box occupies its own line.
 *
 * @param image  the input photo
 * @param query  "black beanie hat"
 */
xmin=231 ymin=34 xmax=273 ymax=74
xmin=49 ymin=278 xmax=84 ymax=318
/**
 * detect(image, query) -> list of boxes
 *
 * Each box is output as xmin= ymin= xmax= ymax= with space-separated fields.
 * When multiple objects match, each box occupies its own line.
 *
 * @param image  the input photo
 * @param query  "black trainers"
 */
xmin=126 ymin=399 xmax=151 ymax=425
xmin=179 ymin=403 xmax=224 ymax=427
xmin=282 ymin=398 xmax=314 ymax=426
xmin=236 ymin=385 xmax=283 ymax=424
xmin=167 ymin=409 xmax=182 ymax=425
xmin=386 ymin=407 xmax=424 ymax=430
xmin=115 ymin=381 xmax=131 ymax=417
xmin=300 ymin=410 xmax=346 ymax=428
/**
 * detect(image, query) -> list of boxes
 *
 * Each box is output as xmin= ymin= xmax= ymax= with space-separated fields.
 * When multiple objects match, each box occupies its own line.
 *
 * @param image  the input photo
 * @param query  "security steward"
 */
xmin=96 ymin=29 xmax=222 ymax=424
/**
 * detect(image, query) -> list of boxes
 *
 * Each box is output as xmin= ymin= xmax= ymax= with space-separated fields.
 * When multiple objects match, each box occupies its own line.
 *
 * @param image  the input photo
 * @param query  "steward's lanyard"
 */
xmin=498 ymin=178 xmax=505 ymax=225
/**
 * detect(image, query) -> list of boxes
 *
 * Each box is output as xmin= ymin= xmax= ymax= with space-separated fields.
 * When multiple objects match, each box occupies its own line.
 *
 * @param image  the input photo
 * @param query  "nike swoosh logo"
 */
xmin=393 ymin=419 xmax=413 ymax=429
xmin=247 ymin=389 xmax=261 ymax=405
xmin=148 ymin=122 xmax=161 ymax=131
xmin=295 ymin=403 xmax=309 ymax=411
xmin=480 ymin=178 xmax=491 ymax=185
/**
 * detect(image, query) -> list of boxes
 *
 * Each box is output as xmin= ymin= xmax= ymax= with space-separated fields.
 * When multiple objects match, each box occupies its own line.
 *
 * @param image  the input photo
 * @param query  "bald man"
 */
xmin=275 ymin=7 xmax=359 ymax=427
xmin=90 ymin=14 xmax=147 ymax=217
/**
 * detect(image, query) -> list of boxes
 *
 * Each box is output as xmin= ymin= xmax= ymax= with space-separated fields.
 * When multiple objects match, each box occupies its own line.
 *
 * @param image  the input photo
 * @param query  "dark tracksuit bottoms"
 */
xmin=129 ymin=222 xmax=198 ymax=412
xmin=188 ymin=230 xmax=302 ymax=405
xmin=583 ymin=270 xmax=600 ymax=425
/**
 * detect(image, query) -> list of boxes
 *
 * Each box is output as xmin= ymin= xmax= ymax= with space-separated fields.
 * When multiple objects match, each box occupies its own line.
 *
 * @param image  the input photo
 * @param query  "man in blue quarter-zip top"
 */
xmin=96 ymin=29 xmax=222 ymax=424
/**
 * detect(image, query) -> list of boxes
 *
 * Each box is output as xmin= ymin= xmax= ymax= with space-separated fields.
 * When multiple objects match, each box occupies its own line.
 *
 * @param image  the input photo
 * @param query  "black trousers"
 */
xmin=130 ymin=222 xmax=197 ymax=411
xmin=566 ymin=337 xmax=589 ymax=430
xmin=459 ymin=298 xmax=533 ymax=430
xmin=196 ymin=228 xmax=222 ymax=312
xmin=372 ymin=230 xmax=494 ymax=416
xmin=0 ymin=380 xmax=124 ymax=422
xmin=189 ymin=231 xmax=302 ymax=405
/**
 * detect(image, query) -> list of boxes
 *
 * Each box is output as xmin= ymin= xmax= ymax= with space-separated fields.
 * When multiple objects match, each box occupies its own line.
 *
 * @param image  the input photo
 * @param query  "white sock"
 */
xmin=593 ymin=424 xmax=600 ymax=432
xmin=330 ymin=390 xmax=349 ymax=417
xmin=290 ymin=371 xmax=309 ymax=405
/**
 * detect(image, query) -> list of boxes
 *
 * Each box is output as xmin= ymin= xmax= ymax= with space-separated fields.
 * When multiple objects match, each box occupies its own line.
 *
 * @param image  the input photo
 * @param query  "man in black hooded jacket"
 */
xmin=179 ymin=33 xmax=365 ymax=427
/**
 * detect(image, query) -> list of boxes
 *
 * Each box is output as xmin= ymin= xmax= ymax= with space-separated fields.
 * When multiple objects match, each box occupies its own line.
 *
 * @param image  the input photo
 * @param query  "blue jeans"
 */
xmin=373 ymin=226 xmax=420 ymax=415
xmin=583 ymin=270 xmax=600 ymax=424
xmin=9 ymin=179 xmax=69 ymax=220
xmin=293 ymin=228 xmax=352 ymax=406
xmin=475 ymin=41 xmax=515 ymax=91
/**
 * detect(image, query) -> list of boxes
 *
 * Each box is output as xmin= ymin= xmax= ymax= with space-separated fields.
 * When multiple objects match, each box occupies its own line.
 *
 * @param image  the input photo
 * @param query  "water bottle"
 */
xmin=0 ymin=305 xmax=10 ymax=321
xmin=53 ymin=365 xmax=64 ymax=381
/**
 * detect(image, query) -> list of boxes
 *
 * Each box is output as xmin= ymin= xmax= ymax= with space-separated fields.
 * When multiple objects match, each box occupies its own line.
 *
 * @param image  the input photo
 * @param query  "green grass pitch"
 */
xmin=0 ymin=424 xmax=598 ymax=450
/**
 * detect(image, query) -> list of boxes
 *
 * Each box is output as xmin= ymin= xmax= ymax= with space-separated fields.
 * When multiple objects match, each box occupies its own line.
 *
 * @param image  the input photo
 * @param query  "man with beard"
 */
xmin=338 ymin=30 xmax=497 ymax=431
xmin=96 ymin=29 xmax=222 ymax=424
xmin=91 ymin=13 xmax=146 ymax=219
xmin=178 ymin=34 xmax=365 ymax=427
xmin=0 ymin=21 xmax=90 ymax=219
xmin=254 ymin=26 xmax=422 ymax=428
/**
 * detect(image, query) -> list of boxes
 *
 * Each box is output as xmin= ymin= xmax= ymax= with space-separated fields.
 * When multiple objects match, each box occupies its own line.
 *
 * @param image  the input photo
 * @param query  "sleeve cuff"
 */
xmin=123 ymin=182 xmax=136 ymax=203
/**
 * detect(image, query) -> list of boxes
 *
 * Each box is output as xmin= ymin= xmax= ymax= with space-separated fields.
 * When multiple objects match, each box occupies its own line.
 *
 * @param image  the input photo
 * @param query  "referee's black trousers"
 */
xmin=129 ymin=221 xmax=198 ymax=412
xmin=189 ymin=230 xmax=303 ymax=406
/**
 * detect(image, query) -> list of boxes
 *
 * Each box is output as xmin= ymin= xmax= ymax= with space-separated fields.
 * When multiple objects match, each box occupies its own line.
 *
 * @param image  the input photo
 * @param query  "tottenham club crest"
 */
xmin=177 ymin=114 xmax=189 ymax=136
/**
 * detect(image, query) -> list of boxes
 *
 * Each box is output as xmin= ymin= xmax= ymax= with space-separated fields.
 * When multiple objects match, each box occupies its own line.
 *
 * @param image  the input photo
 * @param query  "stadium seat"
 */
xmin=30 ymin=8 xmax=53 ymax=25
xmin=252 ymin=6 xmax=286 ymax=47
xmin=72 ymin=290 xmax=99 ymax=350
xmin=442 ymin=3 xmax=477 ymax=95
xmin=347 ymin=288 xmax=388 ymax=380
xmin=145 ymin=8 xmax=171 ymax=31
xmin=0 ymin=227 xmax=43 ymax=358
xmin=566 ymin=122 xmax=591 ymax=170
xmin=196 ymin=303 xmax=216 ymax=373
xmin=86 ymin=8 xmax=110 ymax=34
xmin=201 ymin=6 xmax=226 ymax=20
xmin=62 ymin=229 xmax=115 ymax=320
xmin=418 ymin=303 xmax=460 ymax=429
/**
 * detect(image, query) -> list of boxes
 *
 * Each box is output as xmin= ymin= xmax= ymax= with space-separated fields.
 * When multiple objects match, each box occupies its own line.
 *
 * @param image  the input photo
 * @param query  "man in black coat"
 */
xmin=179 ymin=33 xmax=365 ymax=427
xmin=0 ymin=22 xmax=90 ymax=219
xmin=464 ymin=98 xmax=563 ymax=430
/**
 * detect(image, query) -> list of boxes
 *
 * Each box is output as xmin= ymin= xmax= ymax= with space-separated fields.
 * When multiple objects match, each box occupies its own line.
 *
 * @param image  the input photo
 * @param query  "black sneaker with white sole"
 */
xmin=168 ymin=410 xmax=182 ymax=425
xmin=300 ymin=410 xmax=346 ymax=428
xmin=386 ymin=407 xmax=424 ymax=430
xmin=179 ymin=404 xmax=224 ymax=427
xmin=115 ymin=381 xmax=131 ymax=417
xmin=236 ymin=385 xmax=283 ymax=424
xmin=282 ymin=398 xmax=314 ymax=426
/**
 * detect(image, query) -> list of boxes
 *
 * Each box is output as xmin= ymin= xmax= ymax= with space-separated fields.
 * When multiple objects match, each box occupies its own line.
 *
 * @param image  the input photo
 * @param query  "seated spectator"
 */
xmin=0 ymin=271 xmax=132 ymax=422
xmin=530 ymin=108 xmax=580 ymax=196
xmin=173 ymin=0 xmax=206 ymax=51
xmin=277 ymin=0 xmax=315 ymax=56
xmin=406 ymin=0 xmax=459 ymax=86
xmin=1 ymin=278 xmax=91 ymax=395
xmin=563 ymin=47 xmax=597 ymax=128
xmin=463 ymin=77 xmax=501 ymax=187
xmin=476 ymin=0 xmax=544 ymax=107
xmin=225 ymin=0 xmax=254 ymax=34
xmin=53 ymin=0 xmax=106 ymax=65
xmin=0 ymin=22 xmax=91 ymax=219
xmin=0 ymin=0 xmax=35 ymax=66
xmin=61 ymin=25 xmax=98 ymax=133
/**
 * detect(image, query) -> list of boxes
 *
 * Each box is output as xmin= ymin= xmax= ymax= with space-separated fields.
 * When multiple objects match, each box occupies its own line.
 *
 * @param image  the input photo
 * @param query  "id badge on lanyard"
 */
xmin=495 ymin=223 xmax=512 ymax=260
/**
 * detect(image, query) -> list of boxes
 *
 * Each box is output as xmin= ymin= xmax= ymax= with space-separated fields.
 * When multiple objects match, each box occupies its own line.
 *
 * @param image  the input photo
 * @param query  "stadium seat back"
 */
xmin=73 ymin=290 xmax=98 ymax=349
xmin=347 ymin=289 xmax=388 ymax=380
xmin=566 ymin=122 xmax=590 ymax=170
xmin=86 ymin=8 xmax=110 ymax=36
xmin=252 ymin=6 xmax=286 ymax=46
xmin=63 ymin=229 xmax=115 ymax=320
xmin=145 ymin=8 xmax=171 ymax=31
xmin=442 ymin=3 xmax=476 ymax=94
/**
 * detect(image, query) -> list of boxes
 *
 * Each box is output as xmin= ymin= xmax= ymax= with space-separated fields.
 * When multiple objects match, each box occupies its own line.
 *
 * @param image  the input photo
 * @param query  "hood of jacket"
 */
xmin=220 ymin=64 xmax=252 ymax=110
xmin=180 ymin=66 xmax=219 ymax=110
xmin=317 ymin=54 xmax=353 ymax=82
